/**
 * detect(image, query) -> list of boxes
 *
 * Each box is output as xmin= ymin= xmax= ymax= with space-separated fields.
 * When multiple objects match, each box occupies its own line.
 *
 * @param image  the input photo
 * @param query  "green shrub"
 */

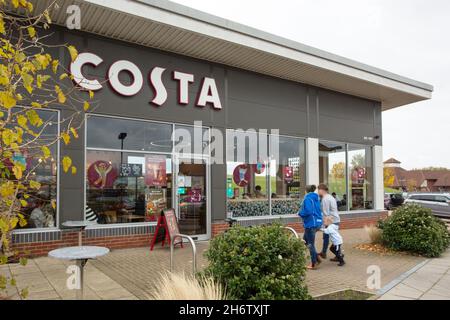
xmin=202 ymin=223 xmax=310 ymax=300
xmin=379 ymin=204 xmax=450 ymax=257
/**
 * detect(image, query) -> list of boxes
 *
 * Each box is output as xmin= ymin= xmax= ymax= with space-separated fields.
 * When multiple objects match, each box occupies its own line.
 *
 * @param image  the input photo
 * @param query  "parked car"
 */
xmin=404 ymin=193 xmax=450 ymax=218
xmin=384 ymin=193 xmax=404 ymax=210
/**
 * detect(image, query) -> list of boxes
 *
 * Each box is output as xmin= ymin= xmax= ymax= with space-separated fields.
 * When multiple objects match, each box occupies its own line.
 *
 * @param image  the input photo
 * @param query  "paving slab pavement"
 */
xmin=378 ymin=249 xmax=450 ymax=300
xmin=2 ymin=228 xmax=431 ymax=300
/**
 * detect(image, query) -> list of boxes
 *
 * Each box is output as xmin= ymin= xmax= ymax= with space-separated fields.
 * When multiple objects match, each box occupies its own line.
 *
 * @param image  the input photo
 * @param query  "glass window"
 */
xmin=319 ymin=141 xmax=347 ymax=211
xmin=11 ymin=109 xmax=59 ymax=229
xmin=86 ymin=150 xmax=172 ymax=224
xmin=87 ymin=116 xmax=173 ymax=153
xmin=348 ymin=144 xmax=373 ymax=210
xmin=173 ymin=124 xmax=210 ymax=156
xmin=226 ymin=129 xmax=269 ymax=217
xmin=269 ymin=136 xmax=306 ymax=215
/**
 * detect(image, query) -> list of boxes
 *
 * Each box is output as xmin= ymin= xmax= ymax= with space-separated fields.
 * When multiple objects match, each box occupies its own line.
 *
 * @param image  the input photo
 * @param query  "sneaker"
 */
xmin=316 ymin=255 xmax=322 ymax=264
xmin=330 ymin=257 xmax=339 ymax=262
xmin=330 ymin=254 xmax=345 ymax=262
xmin=338 ymin=261 xmax=346 ymax=267
xmin=318 ymin=252 xmax=327 ymax=259
xmin=306 ymin=263 xmax=319 ymax=270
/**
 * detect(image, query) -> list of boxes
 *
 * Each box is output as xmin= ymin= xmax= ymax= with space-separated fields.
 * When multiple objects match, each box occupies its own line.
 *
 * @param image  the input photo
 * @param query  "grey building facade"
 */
xmin=11 ymin=0 xmax=432 ymax=248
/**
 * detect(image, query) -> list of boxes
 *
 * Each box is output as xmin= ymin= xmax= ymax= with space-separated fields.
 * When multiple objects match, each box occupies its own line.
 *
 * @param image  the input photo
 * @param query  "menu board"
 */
xmin=145 ymin=188 xmax=166 ymax=221
xmin=163 ymin=209 xmax=180 ymax=242
xmin=150 ymin=209 xmax=182 ymax=250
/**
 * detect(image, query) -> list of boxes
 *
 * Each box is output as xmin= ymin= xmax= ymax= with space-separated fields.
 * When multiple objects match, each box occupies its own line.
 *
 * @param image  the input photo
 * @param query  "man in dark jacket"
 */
xmin=299 ymin=185 xmax=323 ymax=269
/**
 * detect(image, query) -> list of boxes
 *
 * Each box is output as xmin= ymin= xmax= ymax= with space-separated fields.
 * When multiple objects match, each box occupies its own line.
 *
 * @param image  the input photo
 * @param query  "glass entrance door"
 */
xmin=174 ymin=156 xmax=210 ymax=240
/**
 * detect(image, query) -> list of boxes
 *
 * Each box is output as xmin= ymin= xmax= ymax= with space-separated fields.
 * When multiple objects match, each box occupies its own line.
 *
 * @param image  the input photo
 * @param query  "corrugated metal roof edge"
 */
xmin=134 ymin=0 xmax=433 ymax=93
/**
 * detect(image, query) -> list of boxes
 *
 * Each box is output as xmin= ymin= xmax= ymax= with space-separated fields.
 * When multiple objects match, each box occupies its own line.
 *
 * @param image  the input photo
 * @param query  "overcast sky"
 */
xmin=173 ymin=0 xmax=450 ymax=170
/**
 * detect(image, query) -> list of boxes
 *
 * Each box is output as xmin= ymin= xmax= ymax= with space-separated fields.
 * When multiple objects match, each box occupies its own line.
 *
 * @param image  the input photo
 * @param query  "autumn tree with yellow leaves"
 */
xmin=0 ymin=0 xmax=94 ymax=297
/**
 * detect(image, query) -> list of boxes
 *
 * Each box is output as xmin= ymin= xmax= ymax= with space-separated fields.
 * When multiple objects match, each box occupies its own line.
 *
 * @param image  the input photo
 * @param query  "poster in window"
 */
xmin=120 ymin=163 xmax=142 ymax=177
xmin=233 ymin=164 xmax=251 ymax=187
xmin=87 ymin=160 xmax=118 ymax=189
xmin=145 ymin=155 xmax=167 ymax=187
xmin=145 ymin=188 xmax=166 ymax=221
xmin=284 ymin=166 xmax=294 ymax=183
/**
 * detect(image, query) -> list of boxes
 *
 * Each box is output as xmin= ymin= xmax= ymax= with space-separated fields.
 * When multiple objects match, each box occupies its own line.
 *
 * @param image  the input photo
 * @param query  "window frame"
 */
xmin=84 ymin=113 xmax=210 ymax=228
xmin=319 ymin=139 xmax=375 ymax=213
xmin=12 ymin=107 xmax=60 ymax=233
xmin=226 ymin=129 xmax=307 ymax=218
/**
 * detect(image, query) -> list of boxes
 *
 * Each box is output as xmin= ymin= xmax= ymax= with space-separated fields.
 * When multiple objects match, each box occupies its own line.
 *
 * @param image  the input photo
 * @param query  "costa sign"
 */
xmin=70 ymin=52 xmax=222 ymax=109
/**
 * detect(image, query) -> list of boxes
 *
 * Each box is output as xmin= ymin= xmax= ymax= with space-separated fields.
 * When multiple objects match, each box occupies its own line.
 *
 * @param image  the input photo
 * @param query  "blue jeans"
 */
xmin=322 ymin=223 xmax=340 ymax=255
xmin=303 ymin=227 xmax=319 ymax=265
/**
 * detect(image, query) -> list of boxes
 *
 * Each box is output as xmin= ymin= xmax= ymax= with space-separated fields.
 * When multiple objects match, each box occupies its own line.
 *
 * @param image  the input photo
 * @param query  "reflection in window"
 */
xmin=348 ymin=145 xmax=373 ymax=210
xmin=86 ymin=150 xmax=172 ymax=224
xmin=226 ymin=130 xmax=306 ymax=217
xmin=319 ymin=141 xmax=347 ymax=211
xmin=269 ymin=136 xmax=306 ymax=215
xmin=11 ymin=109 xmax=59 ymax=229
xmin=226 ymin=130 xmax=269 ymax=217
xmin=87 ymin=116 xmax=173 ymax=153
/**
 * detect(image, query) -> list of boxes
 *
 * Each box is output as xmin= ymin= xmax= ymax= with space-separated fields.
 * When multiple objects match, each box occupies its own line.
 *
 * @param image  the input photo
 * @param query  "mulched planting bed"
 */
xmin=315 ymin=289 xmax=374 ymax=300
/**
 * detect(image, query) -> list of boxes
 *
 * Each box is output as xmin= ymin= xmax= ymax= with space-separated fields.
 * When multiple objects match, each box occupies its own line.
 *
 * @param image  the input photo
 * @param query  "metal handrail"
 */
xmin=170 ymin=234 xmax=197 ymax=275
xmin=284 ymin=227 xmax=299 ymax=239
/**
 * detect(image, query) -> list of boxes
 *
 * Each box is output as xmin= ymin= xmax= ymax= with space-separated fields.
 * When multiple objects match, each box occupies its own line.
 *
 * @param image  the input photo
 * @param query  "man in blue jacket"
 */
xmin=299 ymin=185 xmax=323 ymax=269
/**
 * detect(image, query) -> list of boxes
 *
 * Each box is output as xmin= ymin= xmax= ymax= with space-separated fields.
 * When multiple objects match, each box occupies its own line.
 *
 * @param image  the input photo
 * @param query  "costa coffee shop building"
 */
xmin=11 ymin=0 xmax=433 ymax=255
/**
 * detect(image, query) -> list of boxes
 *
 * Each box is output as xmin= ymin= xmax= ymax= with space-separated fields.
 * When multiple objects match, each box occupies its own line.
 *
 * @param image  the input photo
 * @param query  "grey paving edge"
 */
xmin=376 ymin=259 xmax=430 ymax=296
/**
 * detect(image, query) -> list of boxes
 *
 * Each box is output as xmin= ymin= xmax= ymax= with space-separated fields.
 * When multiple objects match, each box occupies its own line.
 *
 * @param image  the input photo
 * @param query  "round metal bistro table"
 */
xmin=62 ymin=221 xmax=97 ymax=246
xmin=48 ymin=246 xmax=109 ymax=299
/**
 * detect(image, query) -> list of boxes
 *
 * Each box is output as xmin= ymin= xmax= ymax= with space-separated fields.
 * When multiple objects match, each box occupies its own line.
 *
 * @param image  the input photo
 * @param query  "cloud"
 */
xmin=172 ymin=0 xmax=450 ymax=169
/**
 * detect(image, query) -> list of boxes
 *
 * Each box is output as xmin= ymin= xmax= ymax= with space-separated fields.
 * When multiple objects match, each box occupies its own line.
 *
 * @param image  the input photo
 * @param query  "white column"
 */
xmin=373 ymin=145 xmax=384 ymax=210
xmin=306 ymin=138 xmax=319 ymax=186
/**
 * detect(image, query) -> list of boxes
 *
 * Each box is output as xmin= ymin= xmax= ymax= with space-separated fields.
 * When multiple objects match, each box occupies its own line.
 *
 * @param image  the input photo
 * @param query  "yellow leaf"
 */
xmin=59 ymin=73 xmax=68 ymax=80
xmin=17 ymin=114 xmax=28 ymax=128
xmin=89 ymin=90 xmax=94 ymax=99
xmin=52 ymin=60 xmax=59 ymax=73
xmin=14 ymin=64 xmax=21 ymax=74
xmin=37 ymin=74 xmax=50 ymax=88
xmin=55 ymin=85 xmax=66 ymax=104
xmin=41 ymin=146 xmax=51 ymax=158
xmin=62 ymin=156 xmax=72 ymax=173
xmin=34 ymin=54 xmax=51 ymax=70
xmin=61 ymin=132 xmax=70 ymax=145
xmin=43 ymin=10 xmax=52 ymax=24
xmin=0 ymin=91 xmax=17 ymax=109
xmin=27 ymin=27 xmax=36 ymax=39
xmin=29 ymin=180 xmax=41 ymax=190
xmin=70 ymin=127 xmax=79 ymax=139
xmin=12 ymin=165 xmax=23 ymax=179
xmin=83 ymin=101 xmax=90 ymax=111
xmin=11 ymin=0 xmax=19 ymax=9
xmin=0 ymin=16 xmax=5 ymax=34
xmin=51 ymin=199 xmax=56 ymax=210
xmin=27 ymin=2 xmax=33 ymax=12
xmin=22 ymin=72 xmax=34 ymax=94
xmin=0 ymin=65 xmax=10 ymax=85
xmin=67 ymin=45 xmax=78 ymax=62
xmin=31 ymin=102 xmax=42 ymax=108
xmin=1 ymin=129 xmax=13 ymax=145
xmin=71 ymin=166 xmax=77 ymax=175
xmin=15 ymin=52 xmax=26 ymax=63
xmin=26 ymin=109 xmax=43 ymax=127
